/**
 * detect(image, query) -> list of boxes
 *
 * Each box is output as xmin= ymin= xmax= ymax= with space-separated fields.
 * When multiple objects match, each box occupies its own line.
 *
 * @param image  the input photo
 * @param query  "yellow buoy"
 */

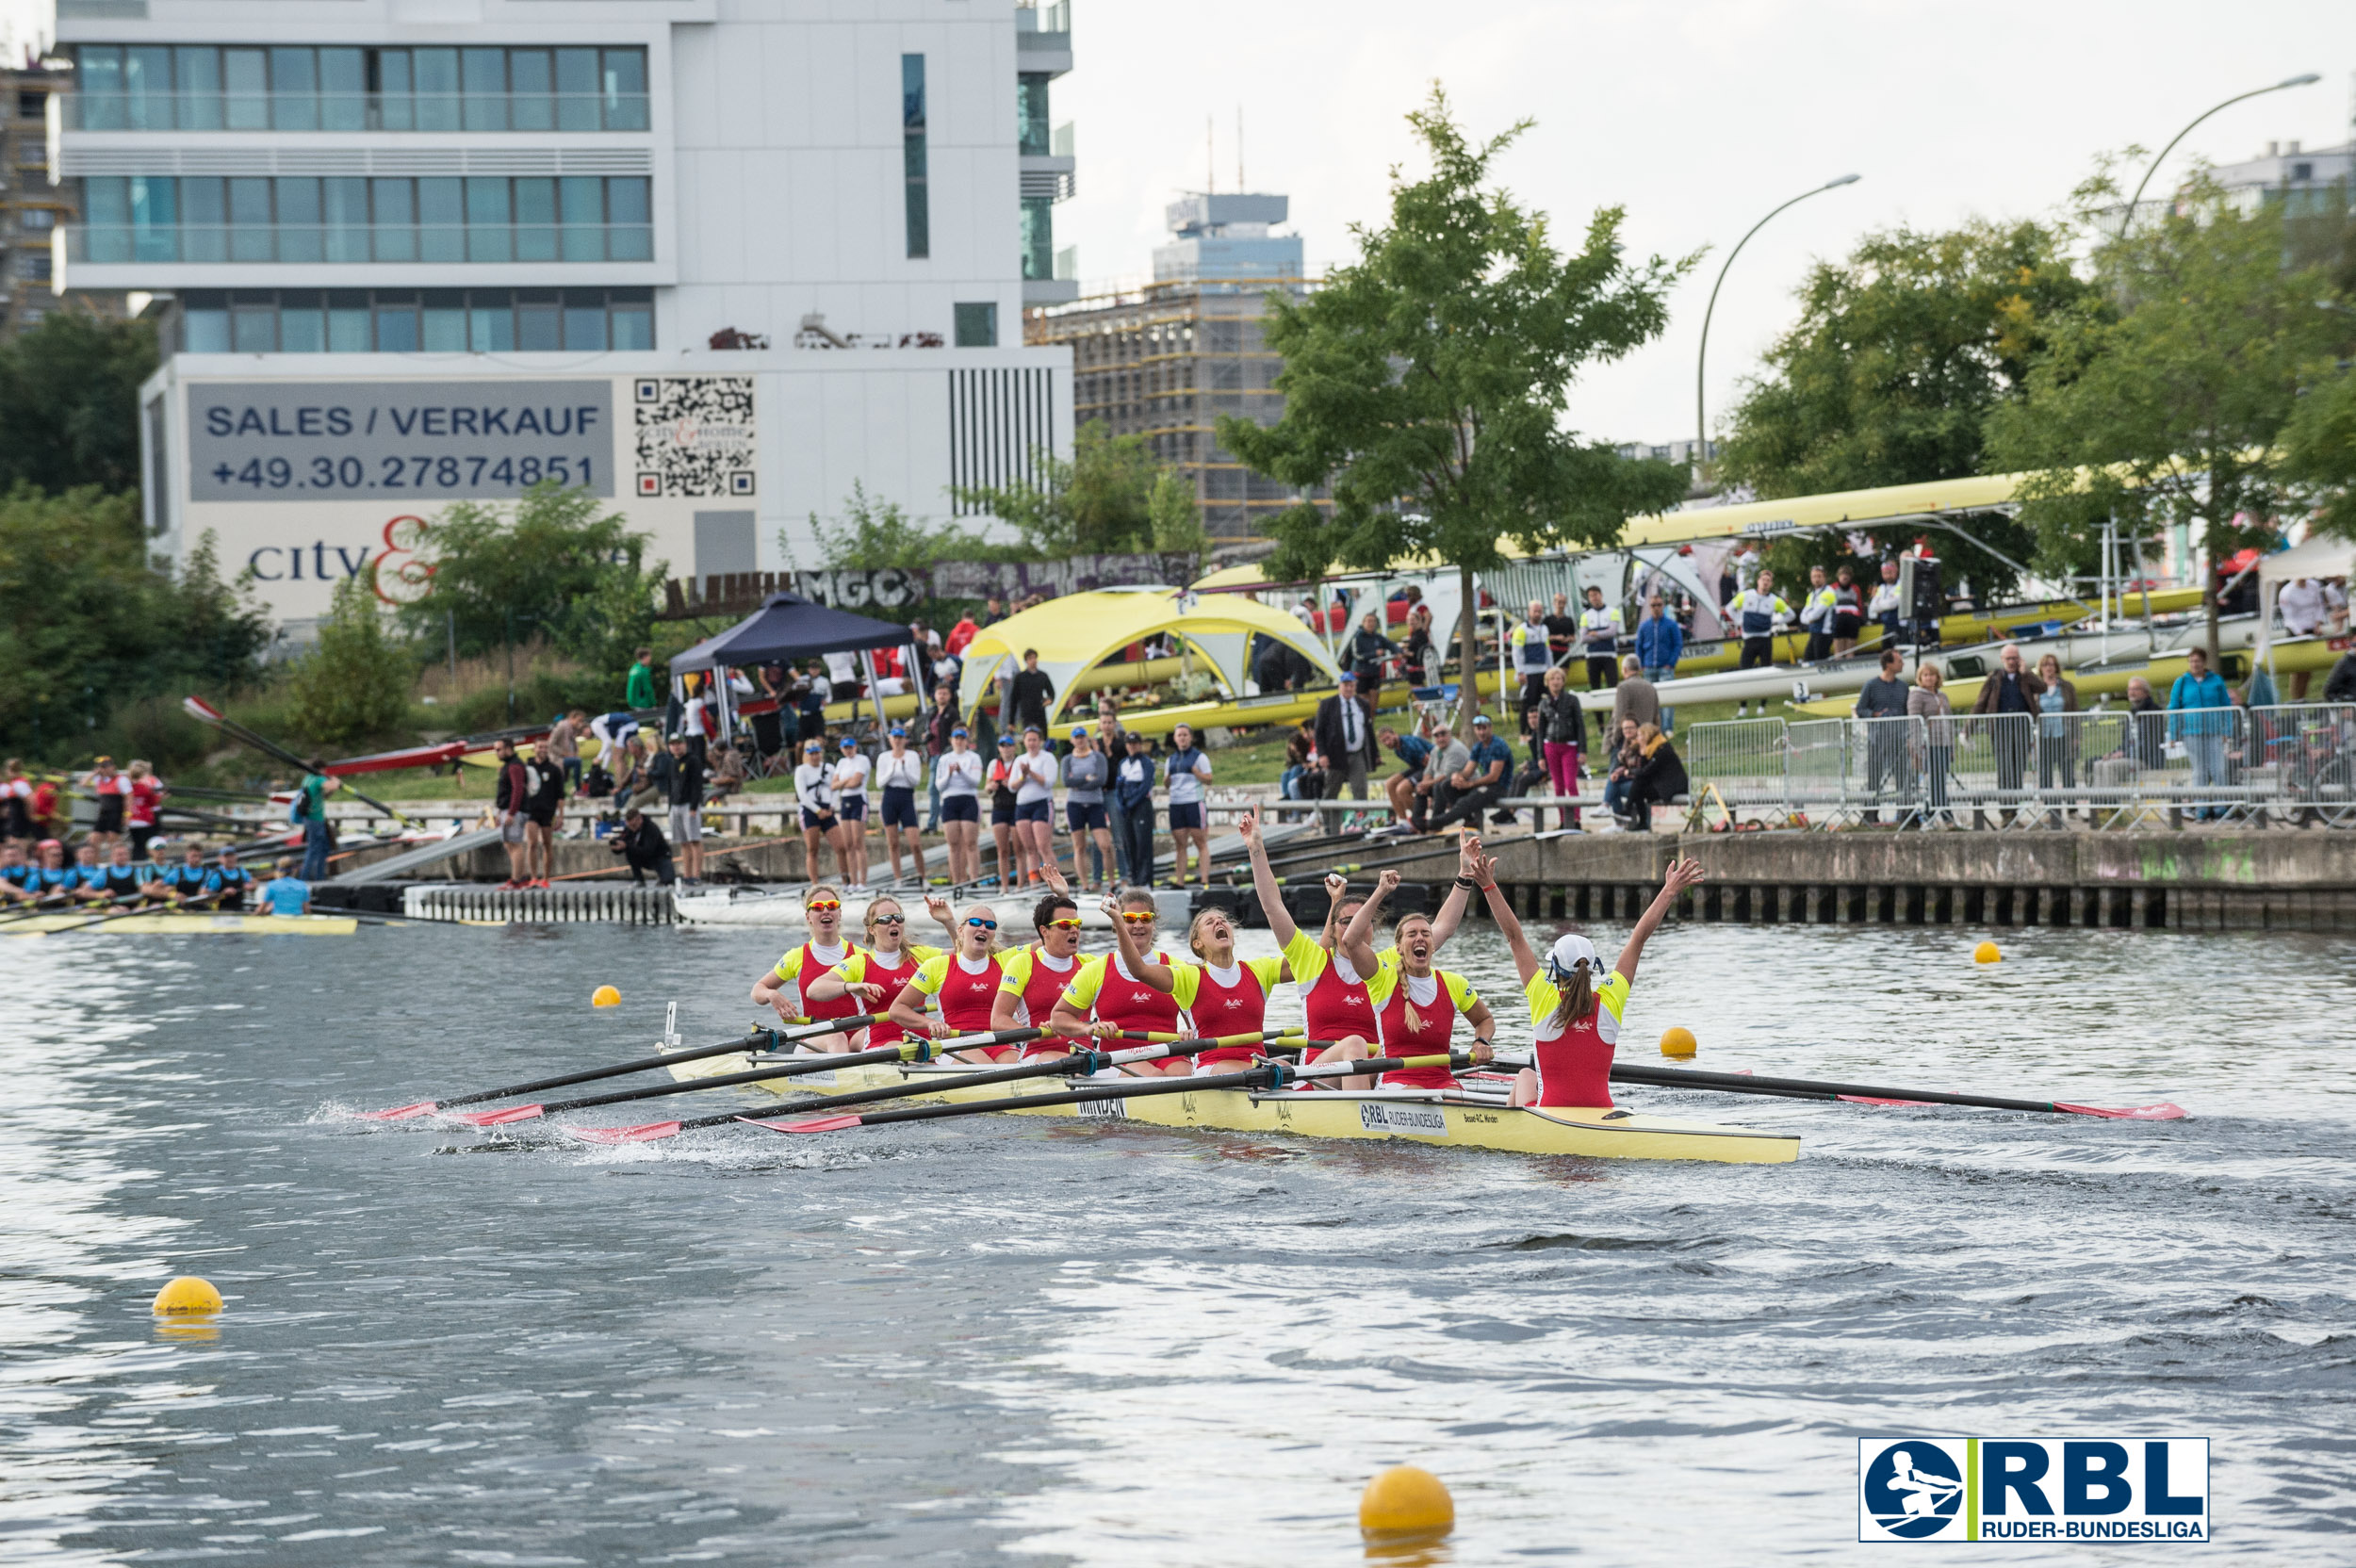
xmin=1359 ymin=1465 xmax=1454 ymax=1539
xmin=591 ymin=985 xmax=622 ymax=1007
xmin=1972 ymin=941 xmax=2002 ymax=966
xmin=1659 ymin=1026 xmax=1698 ymax=1059
xmin=152 ymin=1276 xmax=224 ymax=1316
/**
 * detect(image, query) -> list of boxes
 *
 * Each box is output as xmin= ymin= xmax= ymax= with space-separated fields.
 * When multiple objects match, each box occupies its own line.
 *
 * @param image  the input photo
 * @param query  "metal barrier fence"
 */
xmin=1685 ymin=704 xmax=2356 ymax=828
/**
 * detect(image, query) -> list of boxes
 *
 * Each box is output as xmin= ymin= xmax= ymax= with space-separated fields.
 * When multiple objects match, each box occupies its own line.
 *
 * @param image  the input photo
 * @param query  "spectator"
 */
xmin=0 ymin=759 xmax=30 ymax=844
xmin=661 ymin=732 xmax=709 ymax=884
xmin=1166 ymin=722 xmax=1213 ymax=888
xmin=1431 ymin=713 xmax=1511 ymax=832
xmin=493 ymin=738 xmax=532 ymax=889
xmin=1062 ymin=727 xmax=1114 ymax=891
xmin=543 ymin=710 xmax=589 ymax=792
xmin=1601 ymin=717 xmax=1644 ymax=823
xmin=591 ymin=710 xmax=644 ymax=775
xmin=1854 ymin=647 xmax=1913 ymax=824
xmin=2324 ymin=647 xmax=2356 ymax=706
xmin=30 ymin=773 xmax=62 ymax=842
xmin=1611 ymin=657 xmax=1660 ymax=742
xmin=795 ymin=664 xmax=828 ymax=745
xmin=1412 ymin=722 xmax=1471 ymax=832
xmin=626 ymin=646 xmax=659 ymax=711
xmin=2122 ymin=676 xmax=2168 ymax=770
xmin=791 ymin=737 xmax=841 ymax=883
xmin=2280 ymin=576 xmax=2331 ymax=698
xmin=1797 ymin=564 xmax=1837 ymax=662
xmin=2035 ymin=651 xmax=2081 ymax=826
xmin=1112 ymin=730 xmax=1158 ymax=887
xmin=611 ymin=806 xmax=677 ymax=886
xmin=1379 ymin=722 xmax=1434 ymax=835
xmin=1726 ymin=569 xmax=1792 ymax=676
xmin=287 ymin=755 xmax=340 ymax=881
xmin=522 ymin=741 xmax=564 ymax=889
xmin=615 ymin=736 xmax=661 ymax=814
xmin=124 ymin=760 xmax=165 ymax=861
xmin=874 ymin=726 xmax=926 ymax=886
xmin=1010 ymin=726 xmax=1059 ymax=887
xmin=1908 ymin=662 xmax=1956 ymax=828
xmin=986 ymin=735 xmax=1021 ymax=888
xmin=254 ymin=856 xmax=312 ymax=918
xmin=1347 ymin=612 xmax=1398 ymax=705
xmin=2326 ymin=576 xmax=2349 ymax=633
xmin=981 ymin=595 xmax=1006 ymax=628
xmin=1006 ymin=648 xmax=1056 ymax=738
xmin=2168 ymin=647 xmax=2234 ymax=823
xmin=924 ymin=681 xmax=961 ymax=830
xmin=86 ymin=755 xmax=131 ymax=854
xmin=1545 ymin=592 xmax=1579 ymax=667
xmin=1830 ymin=564 xmax=1865 ymax=658
xmin=1530 ymin=664 xmax=1584 ymax=830
xmin=1634 ymin=594 xmax=1684 ymax=731
xmin=1281 ymin=719 xmax=1323 ymax=808
xmin=1313 ymin=670 xmax=1377 ymax=805
xmin=1510 ymin=600 xmax=1554 ymax=733
xmin=934 ymin=726 xmax=984 ymax=885
xmin=944 ymin=610 xmax=980 ymax=656
xmin=1971 ymin=643 xmax=2043 ymax=825
xmin=1093 ymin=697 xmax=1128 ymax=758
xmin=1624 ymin=723 xmax=1687 ymax=833
xmin=1867 ymin=560 xmax=1904 ymax=645
xmin=831 ymin=734 xmax=874 ymax=891
xmin=1578 ymin=586 xmax=1622 ymax=705
xmin=1400 ymin=605 xmax=1438 ymax=687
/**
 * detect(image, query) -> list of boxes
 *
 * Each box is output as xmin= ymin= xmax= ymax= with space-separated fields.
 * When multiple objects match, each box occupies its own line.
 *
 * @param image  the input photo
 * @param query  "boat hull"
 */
xmin=5 ymin=911 xmax=359 ymax=936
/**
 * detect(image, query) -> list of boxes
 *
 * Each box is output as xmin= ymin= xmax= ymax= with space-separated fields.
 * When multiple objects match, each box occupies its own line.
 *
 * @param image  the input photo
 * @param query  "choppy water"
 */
xmin=2 ymin=910 xmax=2351 ymax=1565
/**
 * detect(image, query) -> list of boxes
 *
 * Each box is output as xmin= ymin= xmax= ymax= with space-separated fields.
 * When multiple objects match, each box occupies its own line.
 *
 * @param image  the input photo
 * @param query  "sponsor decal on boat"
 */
xmin=794 ymin=1070 xmax=837 ymax=1086
xmin=1358 ymin=1102 xmax=1448 ymax=1136
xmin=1857 ymin=1438 xmax=2208 ymax=1543
xmin=1077 ymin=1098 xmax=1129 ymax=1120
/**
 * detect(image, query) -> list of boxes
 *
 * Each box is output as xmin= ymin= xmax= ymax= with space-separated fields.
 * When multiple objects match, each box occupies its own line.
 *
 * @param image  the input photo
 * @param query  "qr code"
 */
xmin=634 ymin=376 xmax=757 ymax=498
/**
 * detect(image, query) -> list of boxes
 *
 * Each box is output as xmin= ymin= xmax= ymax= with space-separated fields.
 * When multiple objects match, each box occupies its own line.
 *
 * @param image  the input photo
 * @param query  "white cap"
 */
xmin=1545 ymin=934 xmax=1599 ymax=977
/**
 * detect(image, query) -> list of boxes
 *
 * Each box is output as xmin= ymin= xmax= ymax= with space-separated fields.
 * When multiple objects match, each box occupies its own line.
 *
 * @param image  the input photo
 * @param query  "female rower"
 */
xmin=990 ymin=866 xmax=1089 ymax=1059
xmin=1479 ymin=854 xmax=1705 ymax=1108
xmin=1049 ymin=888 xmax=1187 ymax=1075
xmin=1115 ymin=896 xmax=1287 ymax=1074
xmin=1331 ymin=869 xmax=1497 ymax=1091
xmin=750 ymin=884 xmax=864 ymax=1050
xmin=892 ymin=901 xmax=1015 ymax=1061
xmin=803 ymin=893 xmax=953 ymax=1047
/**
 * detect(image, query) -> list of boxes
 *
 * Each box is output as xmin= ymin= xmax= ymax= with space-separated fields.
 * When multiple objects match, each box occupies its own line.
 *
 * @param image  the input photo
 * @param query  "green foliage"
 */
xmin=1218 ymin=86 xmax=1692 ymax=679
xmin=285 ymin=577 xmax=411 ymax=749
xmin=0 ymin=312 xmax=159 ymax=497
xmin=807 ymin=481 xmax=1009 ymax=570
xmin=1720 ymin=220 xmax=2095 ymax=497
xmin=1148 ymin=468 xmax=1206 ymax=553
xmin=0 ymin=487 xmax=269 ymax=758
xmin=398 ymin=481 xmax=664 ymax=674
xmin=1986 ymin=170 xmax=2348 ymax=643
xmin=2284 ymin=360 xmax=2356 ymax=541
xmin=955 ymin=419 xmax=1170 ymax=556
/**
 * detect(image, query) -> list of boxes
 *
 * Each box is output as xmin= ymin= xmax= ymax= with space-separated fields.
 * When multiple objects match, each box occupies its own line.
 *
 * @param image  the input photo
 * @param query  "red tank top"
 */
xmin=1013 ymin=945 xmax=1087 ymax=1059
xmin=856 ymin=949 xmax=924 ymax=1045
xmin=933 ymin=954 xmax=1005 ymax=1035
xmin=1088 ymin=952 xmax=1182 ymax=1035
xmin=1530 ymin=1009 xmax=1615 ymax=1108
xmin=1302 ymin=949 xmax=1378 ymax=1042
xmin=1374 ymin=970 xmax=1461 ymax=1090
xmin=797 ymin=941 xmax=863 ymax=1022
xmin=1186 ymin=962 xmax=1269 ymax=1066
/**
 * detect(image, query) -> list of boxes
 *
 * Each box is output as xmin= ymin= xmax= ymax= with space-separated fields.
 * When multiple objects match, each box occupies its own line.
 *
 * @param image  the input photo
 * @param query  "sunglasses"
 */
xmin=965 ymin=918 xmax=999 ymax=931
xmin=871 ymin=912 xmax=905 ymax=925
xmin=1045 ymin=917 xmax=1085 ymax=930
xmin=1119 ymin=911 xmax=1156 ymax=925
xmin=806 ymin=899 xmax=842 ymax=913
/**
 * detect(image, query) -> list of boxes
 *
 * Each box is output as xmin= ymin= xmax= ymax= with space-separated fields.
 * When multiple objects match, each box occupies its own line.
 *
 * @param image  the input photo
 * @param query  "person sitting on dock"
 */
xmin=1319 ymin=869 xmax=1497 ymax=1092
xmin=254 ymin=857 xmax=312 ymax=918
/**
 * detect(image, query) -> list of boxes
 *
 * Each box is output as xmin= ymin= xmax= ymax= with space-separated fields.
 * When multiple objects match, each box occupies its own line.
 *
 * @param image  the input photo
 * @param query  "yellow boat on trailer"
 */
xmin=663 ymin=1045 xmax=1801 ymax=1164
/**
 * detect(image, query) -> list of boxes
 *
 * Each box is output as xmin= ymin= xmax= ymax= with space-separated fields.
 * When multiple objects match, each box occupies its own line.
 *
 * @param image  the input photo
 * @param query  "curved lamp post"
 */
xmin=2125 ymin=74 xmax=2321 ymax=222
xmin=1693 ymin=173 xmax=1860 ymax=491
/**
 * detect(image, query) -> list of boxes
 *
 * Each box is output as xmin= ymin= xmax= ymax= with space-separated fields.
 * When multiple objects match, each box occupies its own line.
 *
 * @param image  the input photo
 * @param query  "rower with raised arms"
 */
xmin=1327 ymin=868 xmax=1497 ymax=1091
xmin=1049 ymin=887 xmax=1186 ymax=1074
xmin=751 ymin=884 xmax=862 ymax=1049
xmin=802 ymin=893 xmax=955 ymax=1049
xmin=1479 ymin=853 xmax=1707 ymax=1107
xmin=1112 ymin=876 xmax=1294 ymax=1071
xmin=891 ymin=898 xmax=1013 ymax=1062
xmin=990 ymin=865 xmax=1091 ymax=1059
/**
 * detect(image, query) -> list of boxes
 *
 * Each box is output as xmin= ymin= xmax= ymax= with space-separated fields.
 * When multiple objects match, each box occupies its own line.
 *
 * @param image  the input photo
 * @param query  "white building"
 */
xmin=52 ymin=0 xmax=1078 ymax=627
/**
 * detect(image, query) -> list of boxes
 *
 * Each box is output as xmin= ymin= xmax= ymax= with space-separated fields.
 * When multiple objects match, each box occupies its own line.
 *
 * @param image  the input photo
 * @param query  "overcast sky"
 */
xmin=1055 ymin=0 xmax=2356 ymax=450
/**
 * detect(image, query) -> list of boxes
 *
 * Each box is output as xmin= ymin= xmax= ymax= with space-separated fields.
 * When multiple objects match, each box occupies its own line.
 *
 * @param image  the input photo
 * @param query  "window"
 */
xmin=18 ymin=91 xmax=45 ymax=120
xmin=1017 ymin=73 xmax=1050 ymax=156
xmin=20 ymin=208 xmax=55 ymax=232
xmin=22 ymin=253 xmax=52 ymax=282
xmin=1020 ymin=196 xmax=1053 ymax=281
xmin=955 ymin=302 xmax=997 ymax=348
xmin=68 ymin=43 xmax=650 ymax=131
xmin=172 ymin=286 xmax=656 ymax=354
xmin=902 ymin=54 xmax=927 ymax=259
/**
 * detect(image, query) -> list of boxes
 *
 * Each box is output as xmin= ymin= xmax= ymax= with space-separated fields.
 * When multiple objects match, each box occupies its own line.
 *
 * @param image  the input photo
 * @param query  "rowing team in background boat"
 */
xmin=0 ymin=839 xmax=311 ymax=916
xmin=746 ymin=809 xmax=1708 ymax=1110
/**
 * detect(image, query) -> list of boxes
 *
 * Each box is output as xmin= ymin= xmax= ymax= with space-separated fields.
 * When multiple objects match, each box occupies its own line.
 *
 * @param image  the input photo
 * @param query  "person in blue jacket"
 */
xmin=1634 ymin=593 xmax=1685 ymax=731
xmin=2167 ymin=646 xmax=2235 ymax=822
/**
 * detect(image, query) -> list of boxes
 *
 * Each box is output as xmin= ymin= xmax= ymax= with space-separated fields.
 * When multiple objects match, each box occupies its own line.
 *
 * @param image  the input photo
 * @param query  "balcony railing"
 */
xmin=66 ymin=221 xmax=653 ymax=266
xmin=63 ymin=90 xmax=650 ymax=134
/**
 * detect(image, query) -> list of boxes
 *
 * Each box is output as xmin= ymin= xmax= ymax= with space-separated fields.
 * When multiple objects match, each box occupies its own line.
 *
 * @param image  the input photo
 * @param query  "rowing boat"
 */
xmin=5 ymin=910 xmax=360 ymax=936
xmin=663 ymin=1046 xmax=1801 ymax=1163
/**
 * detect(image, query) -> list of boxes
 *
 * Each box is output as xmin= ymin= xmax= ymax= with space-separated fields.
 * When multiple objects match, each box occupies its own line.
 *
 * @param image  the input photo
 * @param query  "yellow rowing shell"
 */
xmin=4 ymin=911 xmax=360 ymax=936
xmin=665 ymin=1050 xmax=1801 ymax=1164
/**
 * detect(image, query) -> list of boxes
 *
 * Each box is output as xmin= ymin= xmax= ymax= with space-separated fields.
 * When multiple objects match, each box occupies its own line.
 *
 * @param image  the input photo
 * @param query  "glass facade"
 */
xmin=71 ymin=44 xmax=650 ymax=131
xmin=81 ymin=175 xmax=653 ymax=264
xmin=1016 ymin=73 xmax=1050 ymax=156
xmin=1020 ymin=196 xmax=1053 ymax=281
xmin=177 ymin=287 xmax=654 ymax=353
xmin=901 ymin=54 xmax=927 ymax=259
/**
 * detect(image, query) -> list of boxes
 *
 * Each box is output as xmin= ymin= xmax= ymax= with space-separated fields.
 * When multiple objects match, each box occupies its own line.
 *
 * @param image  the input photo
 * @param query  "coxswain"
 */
xmin=0 ymin=840 xmax=35 ymax=904
xmin=1113 ymin=895 xmax=1288 ymax=1072
xmin=750 ymin=884 xmax=864 ymax=1050
xmin=990 ymin=867 xmax=1090 ymax=1059
xmin=206 ymin=847 xmax=253 ymax=910
xmin=1049 ymin=888 xmax=1186 ymax=1075
xmin=159 ymin=843 xmax=217 ymax=906
xmin=1479 ymin=854 xmax=1705 ymax=1108
xmin=891 ymin=902 xmax=1010 ymax=1061
xmin=802 ymin=893 xmax=953 ymax=1048
xmin=1332 ymin=869 xmax=1497 ymax=1090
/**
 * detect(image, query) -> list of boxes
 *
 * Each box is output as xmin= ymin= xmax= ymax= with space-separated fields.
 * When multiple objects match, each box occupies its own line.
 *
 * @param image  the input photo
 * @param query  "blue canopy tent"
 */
xmin=666 ymin=592 xmax=918 ymax=745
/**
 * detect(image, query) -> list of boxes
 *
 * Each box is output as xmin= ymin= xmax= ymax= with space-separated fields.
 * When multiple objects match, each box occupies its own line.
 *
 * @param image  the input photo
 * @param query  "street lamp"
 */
xmin=2125 ymin=74 xmax=2322 ymax=221
xmin=1693 ymin=173 xmax=1860 ymax=493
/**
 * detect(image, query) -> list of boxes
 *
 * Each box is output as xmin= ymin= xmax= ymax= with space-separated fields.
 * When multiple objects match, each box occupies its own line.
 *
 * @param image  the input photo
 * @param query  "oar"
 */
xmin=567 ymin=1030 xmax=1316 ymax=1143
xmin=183 ymin=695 xmax=422 ymax=830
xmin=1595 ymin=1061 xmax=2185 ymax=1120
xmin=439 ymin=1026 xmax=1055 ymax=1128
xmin=749 ymin=1050 xmax=1481 ymax=1135
xmin=357 ymin=1015 xmax=884 ymax=1119
xmin=0 ymin=893 xmax=75 ymax=926
xmin=7 ymin=897 xmax=182 ymax=937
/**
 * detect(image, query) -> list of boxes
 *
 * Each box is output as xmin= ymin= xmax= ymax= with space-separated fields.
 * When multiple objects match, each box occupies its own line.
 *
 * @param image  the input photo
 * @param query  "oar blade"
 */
xmin=566 ymin=1120 xmax=683 ymax=1144
xmin=739 ymin=1114 xmax=862 ymax=1135
xmin=447 ymin=1103 xmax=545 ymax=1127
xmin=2056 ymin=1101 xmax=2187 ymax=1121
xmin=359 ymin=1101 xmax=441 ymax=1121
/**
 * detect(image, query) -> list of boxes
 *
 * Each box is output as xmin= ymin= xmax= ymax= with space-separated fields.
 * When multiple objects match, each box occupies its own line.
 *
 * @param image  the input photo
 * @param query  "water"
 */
xmin=3 ymin=913 xmax=2351 ymax=1565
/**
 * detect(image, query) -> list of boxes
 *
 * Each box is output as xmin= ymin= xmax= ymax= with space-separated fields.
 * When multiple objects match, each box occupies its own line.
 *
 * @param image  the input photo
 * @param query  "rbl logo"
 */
xmin=1858 ymin=1438 xmax=2209 ymax=1544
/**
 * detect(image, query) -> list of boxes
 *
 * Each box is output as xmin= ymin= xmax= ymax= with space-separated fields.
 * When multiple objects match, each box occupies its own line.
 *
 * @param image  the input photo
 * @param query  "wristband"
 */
xmin=1453 ymin=874 xmax=1477 ymax=890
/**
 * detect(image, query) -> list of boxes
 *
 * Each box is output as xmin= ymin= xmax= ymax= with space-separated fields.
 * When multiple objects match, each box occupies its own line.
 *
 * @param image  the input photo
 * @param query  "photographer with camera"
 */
xmin=611 ymin=806 xmax=678 ymax=887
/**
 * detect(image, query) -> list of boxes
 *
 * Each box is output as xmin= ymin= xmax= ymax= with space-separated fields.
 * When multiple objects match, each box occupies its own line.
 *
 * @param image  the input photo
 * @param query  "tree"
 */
xmin=1147 ymin=468 xmax=1206 ymax=554
xmin=2284 ymin=360 xmax=2356 ymax=541
xmin=0 ymin=312 xmax=159 ymax=496
xmin=397 ymin=481 xmax=664 ymax=674
xmin=1987 ymin=170 xmax=2348 ymax=657
xmin=806 ymin=481 xmax=1004 ymax=570
xmin=955 ymin=419 xmax=1166 ymax=556
xmin=0 ymin=486 xmax=267 ymax=755
xmin=286 ymin=577 xmax=411 ymax=749
xmin=1219 ymin=87 xmax=1693 ymax=701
